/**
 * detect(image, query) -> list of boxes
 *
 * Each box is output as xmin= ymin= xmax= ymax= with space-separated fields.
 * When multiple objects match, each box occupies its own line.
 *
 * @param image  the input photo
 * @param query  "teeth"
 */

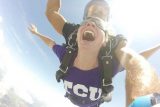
xmin=83 ymin=30 xmax=95 ymax=41
xmin=83 ymin=31 xmax=94 ymax=37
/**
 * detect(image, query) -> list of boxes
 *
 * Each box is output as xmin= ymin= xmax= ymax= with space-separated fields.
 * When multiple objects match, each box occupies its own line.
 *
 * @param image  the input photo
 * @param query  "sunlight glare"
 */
xmin=110 ymin=0 xmax=160 ymax=40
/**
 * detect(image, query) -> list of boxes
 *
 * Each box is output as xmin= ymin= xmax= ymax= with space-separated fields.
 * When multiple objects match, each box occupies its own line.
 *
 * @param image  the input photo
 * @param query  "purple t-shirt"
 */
xmin=53 ymin=44 xmax=122 ymax=107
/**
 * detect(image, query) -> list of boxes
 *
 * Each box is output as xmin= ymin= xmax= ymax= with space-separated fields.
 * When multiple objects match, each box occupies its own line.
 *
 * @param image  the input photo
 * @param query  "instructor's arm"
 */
xmin=46 ymin=0 xmax=67 ymax=35
xmin=139 ymin=44 xmax=160 ymax=59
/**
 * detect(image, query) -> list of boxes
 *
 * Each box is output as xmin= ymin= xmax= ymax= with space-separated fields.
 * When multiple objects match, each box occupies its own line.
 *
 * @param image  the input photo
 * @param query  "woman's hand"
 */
xmin=28 ymin=24 xmax=38 ymax=35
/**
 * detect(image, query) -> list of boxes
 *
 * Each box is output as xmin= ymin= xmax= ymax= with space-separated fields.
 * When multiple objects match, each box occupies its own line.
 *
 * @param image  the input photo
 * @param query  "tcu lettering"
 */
xmin=64 ymin=80 xmax=102 ymax=101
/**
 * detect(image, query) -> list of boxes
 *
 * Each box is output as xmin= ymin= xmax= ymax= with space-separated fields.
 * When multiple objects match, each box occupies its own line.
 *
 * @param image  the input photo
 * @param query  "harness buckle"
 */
xmin=101 ymin=92 xmax=112 ymax=102
xmin=102 ymin=79 xmax=114 ymax=94
xmin=67 ymin=30 xmax=78 ymax=49
xmin=101 ymin=80 xmax=113 ymax=103
xmin=56 ymin=66 xmax=68 ymax=82
xmin=59 ymin=66 xmax=68 ymax=74
xmin=102 ymin=79 xmax=111 ymax=86
xmin=101 ymin=55 xmax=112 ymax=61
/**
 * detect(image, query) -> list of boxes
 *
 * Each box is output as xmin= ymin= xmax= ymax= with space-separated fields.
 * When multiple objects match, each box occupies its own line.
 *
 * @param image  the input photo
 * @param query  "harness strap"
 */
xmin=56 ymin=29 xmax=78 ymax=82
xmin=98 ymin=39 xmax=114 ymax=102
xmin=100 ymin=35 xmax=127 ymax=102
xmin=56 ymin=46 xmax=76 ymax=82
xmin=101 ymin=55 xmax=114 ymax=93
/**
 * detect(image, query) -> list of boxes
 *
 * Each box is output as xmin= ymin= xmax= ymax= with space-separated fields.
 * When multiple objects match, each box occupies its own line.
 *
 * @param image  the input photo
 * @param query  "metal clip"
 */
xmin=59 ymin=66 xmax=68 ymax=74
xmin=102 ymin=79 xmax=112 ymax=86
xmin=101 ymin=55 xmax=112 ymax=61
xmin=67 ymin=30 xmax=77 ymax=49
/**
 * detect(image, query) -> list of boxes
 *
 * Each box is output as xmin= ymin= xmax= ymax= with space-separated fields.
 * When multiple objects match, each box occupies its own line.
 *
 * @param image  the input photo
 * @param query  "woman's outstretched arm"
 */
xmin=28 ymin=24 xmax=56 ymax=48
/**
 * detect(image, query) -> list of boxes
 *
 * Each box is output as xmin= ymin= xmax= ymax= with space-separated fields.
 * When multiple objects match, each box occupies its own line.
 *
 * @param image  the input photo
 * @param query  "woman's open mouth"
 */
xmin=82 ymin=30 xmax=95 ymax=41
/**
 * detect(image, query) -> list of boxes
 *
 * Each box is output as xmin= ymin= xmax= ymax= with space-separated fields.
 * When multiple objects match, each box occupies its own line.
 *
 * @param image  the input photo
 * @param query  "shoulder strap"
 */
xmin=56 ymin=46 xmax=77 ymax=82
xmin=100 ymin=34 xmax=126 ymax=102
xmin=99 ymin=38 xmax=114 ymax=93
xmin=56 ymin=29 xmax=78 ymax=82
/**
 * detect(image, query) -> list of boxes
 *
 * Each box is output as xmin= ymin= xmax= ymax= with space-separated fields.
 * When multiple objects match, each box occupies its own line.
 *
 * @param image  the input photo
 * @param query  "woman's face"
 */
xmin=77 ymin=19 xmax=106 ymax=52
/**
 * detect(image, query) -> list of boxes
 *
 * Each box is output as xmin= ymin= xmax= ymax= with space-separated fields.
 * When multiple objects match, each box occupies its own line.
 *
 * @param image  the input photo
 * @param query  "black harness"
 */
xmin=56 ymin=29 xmax=78 ymax=82
xmin=55 ymin=29 xmax=126 ymax=105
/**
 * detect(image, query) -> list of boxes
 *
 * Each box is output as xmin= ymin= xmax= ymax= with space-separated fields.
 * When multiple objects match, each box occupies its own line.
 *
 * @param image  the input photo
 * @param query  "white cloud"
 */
xmin=1 ymin=65 xmax=75 ymax=107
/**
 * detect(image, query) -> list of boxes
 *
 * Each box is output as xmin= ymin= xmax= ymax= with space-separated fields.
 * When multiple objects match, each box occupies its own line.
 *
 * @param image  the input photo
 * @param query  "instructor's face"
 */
xmin=87 ymin=5 xmax=109 ymax=21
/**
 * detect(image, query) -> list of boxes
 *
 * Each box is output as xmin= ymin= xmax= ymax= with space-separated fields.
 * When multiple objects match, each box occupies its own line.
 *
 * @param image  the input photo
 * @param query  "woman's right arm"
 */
xmin=28 ymin=24 xmax=56 ymax=48
xmin=45 ymin=0 xmax=67 ymax=35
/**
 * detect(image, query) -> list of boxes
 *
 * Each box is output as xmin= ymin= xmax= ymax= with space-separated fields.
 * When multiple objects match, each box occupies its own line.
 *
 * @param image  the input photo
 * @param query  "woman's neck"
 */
xmin=73 ymin=50 xmax=99 ymax=71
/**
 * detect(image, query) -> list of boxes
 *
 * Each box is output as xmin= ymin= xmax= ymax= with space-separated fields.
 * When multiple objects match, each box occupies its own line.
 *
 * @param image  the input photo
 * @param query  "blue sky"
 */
xmin=0 ymin=0 xmax=160 ymax=107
